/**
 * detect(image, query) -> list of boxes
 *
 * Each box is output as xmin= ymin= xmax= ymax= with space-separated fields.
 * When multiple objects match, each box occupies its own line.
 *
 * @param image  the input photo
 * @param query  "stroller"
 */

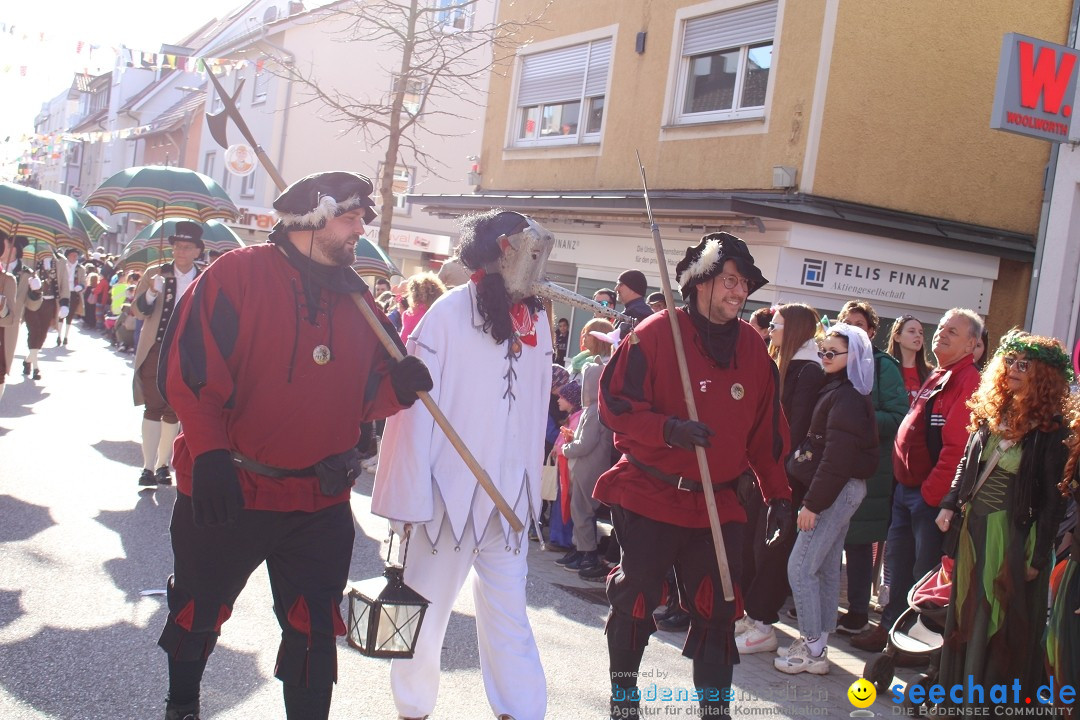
xmin=863 ymin=558 xmax=953 ymax=711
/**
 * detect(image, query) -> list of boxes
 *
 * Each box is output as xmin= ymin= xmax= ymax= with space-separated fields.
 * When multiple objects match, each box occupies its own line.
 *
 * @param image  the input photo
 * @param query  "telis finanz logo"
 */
xmin=801 ymin=258 xmax=826 ymax=288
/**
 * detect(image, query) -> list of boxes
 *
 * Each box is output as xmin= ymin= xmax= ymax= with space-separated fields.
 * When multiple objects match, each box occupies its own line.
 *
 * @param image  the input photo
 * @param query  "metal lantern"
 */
xmin=346 ymin=529 xmax=429 ymax=659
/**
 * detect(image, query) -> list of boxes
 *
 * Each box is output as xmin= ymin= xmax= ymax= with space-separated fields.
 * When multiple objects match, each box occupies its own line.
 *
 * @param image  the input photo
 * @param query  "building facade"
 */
xmin=418 ymin=0 xmax=1070 ymax=347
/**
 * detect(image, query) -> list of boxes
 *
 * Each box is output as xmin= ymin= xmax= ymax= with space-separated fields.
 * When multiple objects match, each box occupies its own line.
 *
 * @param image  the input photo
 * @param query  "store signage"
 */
xmin=990 ymin=32 xmax=1080 ymax=143
xmin=232 ymin=206 xmax=277 ymax=231
xmin=777 ymin=249 xmax=988 ymax=313
xmin=225 ymin=144 xmax=257 ymax=176
xmin=367 ymin=226 xmax=452 ymax=256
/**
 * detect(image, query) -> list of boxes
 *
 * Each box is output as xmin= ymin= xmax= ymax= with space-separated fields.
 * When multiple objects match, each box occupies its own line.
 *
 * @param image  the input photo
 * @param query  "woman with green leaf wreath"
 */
xmin=935 ymin=331 xmax=1072 ymax=705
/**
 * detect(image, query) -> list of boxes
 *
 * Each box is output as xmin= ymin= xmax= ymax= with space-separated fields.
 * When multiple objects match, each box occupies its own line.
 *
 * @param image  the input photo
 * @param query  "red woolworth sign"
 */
xmin=991 ymin=32 xmax=1080 ymax=142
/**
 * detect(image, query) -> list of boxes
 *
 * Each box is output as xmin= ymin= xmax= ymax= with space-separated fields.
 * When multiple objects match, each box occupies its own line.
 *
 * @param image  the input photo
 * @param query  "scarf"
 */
xmin=689 ymin=304 xmax=739 ymax=368
xmin=275 ymin=234 xmax=368 ymax=315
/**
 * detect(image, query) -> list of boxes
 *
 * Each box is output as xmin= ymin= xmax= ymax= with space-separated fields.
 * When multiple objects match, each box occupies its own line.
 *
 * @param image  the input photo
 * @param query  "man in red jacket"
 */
xmin=155 ymin=171 xmax=432 ymax=720
xmin=595 ymin=233 xmax=794 ymax=720
xmin=850 ymin=307 xmax=982 ymax=652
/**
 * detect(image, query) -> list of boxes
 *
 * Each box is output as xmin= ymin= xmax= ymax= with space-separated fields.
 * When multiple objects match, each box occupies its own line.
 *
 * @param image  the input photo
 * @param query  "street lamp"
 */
xmin=346 ymin=527 xmax=429 ymax=658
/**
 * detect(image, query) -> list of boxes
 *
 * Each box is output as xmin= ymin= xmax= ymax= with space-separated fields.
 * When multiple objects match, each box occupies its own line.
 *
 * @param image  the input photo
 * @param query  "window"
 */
xmin=392 ymin=73 xmax=426 ymax=116
xmin=515 ymin=37 xmax=612 ymax=146
xmin=252 ymin=60 xmax=270 ymax=105
xmin=434 ymin=0 xmax=469 ymax=31
xmin=378 ymin=164 xmax=413 ymax=212
xmin=203 ymin=152 xmax=215 ymax=177
xmin=221 ymin=164 xmax=231 ymax=193
xmin=240 ymin=172 xmax=256 ymax=198
xmin=674 ymin=0 xmax=777 ymax=124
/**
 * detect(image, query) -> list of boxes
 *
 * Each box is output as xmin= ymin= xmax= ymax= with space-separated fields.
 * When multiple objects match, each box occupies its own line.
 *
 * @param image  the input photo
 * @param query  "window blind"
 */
xmin=682 ymin=0 xmax=778 ymax=57
xmin=518 ymin=38 xmax=612 ymax=106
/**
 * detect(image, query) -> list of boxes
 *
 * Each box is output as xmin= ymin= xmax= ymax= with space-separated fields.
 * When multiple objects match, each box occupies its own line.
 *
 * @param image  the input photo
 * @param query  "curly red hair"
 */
xmin=1062 ymin=395 xmax=1080 ymax=494
xmin=967 ymin=334 xmax=1069 ymax=440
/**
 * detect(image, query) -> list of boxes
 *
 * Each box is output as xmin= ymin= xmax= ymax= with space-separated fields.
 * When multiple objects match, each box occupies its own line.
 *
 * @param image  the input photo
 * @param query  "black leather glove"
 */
xmin=390 ymin=355 xmax=433 ymax=405
xmin=764 ymin=498 xmax=795 ymax=549
xmin=663 ymin=417 xmax=714 ymax=450
xmin=191 ymin=449 xmax=245 ymax=527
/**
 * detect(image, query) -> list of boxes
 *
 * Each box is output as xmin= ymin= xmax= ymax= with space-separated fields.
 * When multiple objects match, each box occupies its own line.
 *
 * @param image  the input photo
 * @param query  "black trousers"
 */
xmin=159 ymin=496 xmax=354 ymax=688
xmin=606 ymin=505 xmax=743 ymax=662
xmin=742 ymin=481 xmax=805 ymax=624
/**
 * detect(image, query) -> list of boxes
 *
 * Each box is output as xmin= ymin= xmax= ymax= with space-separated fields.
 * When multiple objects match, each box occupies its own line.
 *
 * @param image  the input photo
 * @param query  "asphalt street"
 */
xmin=0 ymin=322 xmax=919 ymax=719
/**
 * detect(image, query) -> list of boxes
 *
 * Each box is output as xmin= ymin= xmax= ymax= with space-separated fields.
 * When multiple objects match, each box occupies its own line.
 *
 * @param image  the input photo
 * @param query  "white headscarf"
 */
xmin=829 ymin=323 xmax=874 ymax=396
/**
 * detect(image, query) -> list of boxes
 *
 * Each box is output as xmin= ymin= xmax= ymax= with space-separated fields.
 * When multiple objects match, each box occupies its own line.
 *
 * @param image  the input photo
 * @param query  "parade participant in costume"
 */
xmin=1049 ymin=399 xmax=1080 ymax=714
xmin=0 ymin=232 xmax=43 ymax=404
xmin=373 ymin=209 xmax=553 ymax=720
xmin=595 ymin=233 xmax=794 ymax=720
xmin=58 ymin=247 xmax=85 ymax=346
xmin=156 ymin=171 xmax=431 ymax=720
xmin=21 ymin=251 xmax=62 ymax=380
xmin=131 ymin=221 xmax=204 ymax=487
xmin=935 ymin=332 xmax=1070 ymax=707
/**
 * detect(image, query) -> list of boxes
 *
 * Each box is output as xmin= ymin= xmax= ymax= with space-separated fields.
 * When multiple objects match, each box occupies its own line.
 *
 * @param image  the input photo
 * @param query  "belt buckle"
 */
xmin=676 ymin=476 xmax=693 ymax=492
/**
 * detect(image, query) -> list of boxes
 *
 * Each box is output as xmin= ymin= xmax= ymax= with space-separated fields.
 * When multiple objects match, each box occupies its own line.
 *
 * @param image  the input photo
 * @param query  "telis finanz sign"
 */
xmin=990 ymin=32 xmax=1080 ymax=142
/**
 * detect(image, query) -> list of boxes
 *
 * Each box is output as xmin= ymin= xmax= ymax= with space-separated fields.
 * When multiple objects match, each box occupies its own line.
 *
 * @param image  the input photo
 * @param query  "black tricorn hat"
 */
xmin=272 ymin=171 xmax=378 ymax=230
xmin=168 ymin=220 xmax=205 ymax=250
xmin=675 ymin=232 xmax=768 ymax=300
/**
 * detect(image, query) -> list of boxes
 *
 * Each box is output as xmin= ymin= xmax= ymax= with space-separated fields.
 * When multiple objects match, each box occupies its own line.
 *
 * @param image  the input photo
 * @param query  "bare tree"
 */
xmin=257 ymin=0 xmax=550 ymax=251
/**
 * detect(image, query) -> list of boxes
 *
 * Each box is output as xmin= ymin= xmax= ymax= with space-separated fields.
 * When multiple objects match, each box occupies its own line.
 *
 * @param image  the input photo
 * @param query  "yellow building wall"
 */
xmin=811 ymin=0 xmax=1072 ymax=234
xmin=484 ymin=0 xmax=825 ymax=191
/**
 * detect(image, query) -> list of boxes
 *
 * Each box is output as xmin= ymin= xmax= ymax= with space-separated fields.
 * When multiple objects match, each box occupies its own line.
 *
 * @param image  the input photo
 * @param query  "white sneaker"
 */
xmin=776 ymin=636 xmax=805 ymax=659
xmin=734 ymin=615 xmax=755 ymax=637
xmin=774 ymin=641 xmax=829 ymax=675
xmin=736 ymin=622 xmax=778 ymax=654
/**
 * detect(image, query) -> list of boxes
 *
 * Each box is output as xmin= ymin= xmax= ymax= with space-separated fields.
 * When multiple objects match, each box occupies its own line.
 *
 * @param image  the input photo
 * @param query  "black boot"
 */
xmin=609 ymin=632 xmax=646 ymax=719
xmin=21 ymin=361 xmax=29 ymax=376
xmin=693 ymin=659 xmax=733 ymax=718
xmin=283 ymin=683 xmax=332 ymax=720
xmin=164 ymin=700 xmax=200 ymax=720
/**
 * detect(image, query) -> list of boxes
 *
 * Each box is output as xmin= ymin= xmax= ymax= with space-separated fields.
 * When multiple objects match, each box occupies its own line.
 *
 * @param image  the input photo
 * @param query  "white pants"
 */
xmin=390 ymin=513 xmax=547 ymax=720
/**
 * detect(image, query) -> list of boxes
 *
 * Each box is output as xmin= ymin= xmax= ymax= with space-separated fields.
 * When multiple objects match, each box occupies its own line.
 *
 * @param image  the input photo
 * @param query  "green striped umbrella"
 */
xmin=120 ymin=245 xmax=173 ymax=274
xmin=85 ymin=166 xmax=238 ymax=223
xmin=353 ymin=236 xmax=402 ymax=281
xmin=129 ymin=219 xmax=246 ymax=255
xmin=0 ymin=183 xmax=93 ymax=251
xmin=76 ymin=208 xmax=109 ymax=244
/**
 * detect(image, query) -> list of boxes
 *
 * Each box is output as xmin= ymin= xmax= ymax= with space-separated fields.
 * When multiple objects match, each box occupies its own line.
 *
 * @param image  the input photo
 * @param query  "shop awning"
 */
xmin=410 ymin=190 xmax=1035 ymax=262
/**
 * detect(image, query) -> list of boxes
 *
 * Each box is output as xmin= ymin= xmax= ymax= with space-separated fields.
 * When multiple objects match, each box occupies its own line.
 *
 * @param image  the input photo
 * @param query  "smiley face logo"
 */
xmin=847 ymin=678 xmax=876 ymax=709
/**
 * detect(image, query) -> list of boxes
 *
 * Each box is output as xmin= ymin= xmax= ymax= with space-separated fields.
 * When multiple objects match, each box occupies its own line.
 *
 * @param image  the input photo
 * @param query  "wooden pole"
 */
xmin=635 ymin=151 xmax=734 ymax=601
xmin=203 ymin=72 xmax=523 ymax=532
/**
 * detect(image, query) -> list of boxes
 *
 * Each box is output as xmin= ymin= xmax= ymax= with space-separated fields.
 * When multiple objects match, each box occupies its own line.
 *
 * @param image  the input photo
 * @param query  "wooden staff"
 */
xmin=203 ymin=69 xmax=523 ymax=533
xmin=635 ymin=151 xmax=733 ymax=601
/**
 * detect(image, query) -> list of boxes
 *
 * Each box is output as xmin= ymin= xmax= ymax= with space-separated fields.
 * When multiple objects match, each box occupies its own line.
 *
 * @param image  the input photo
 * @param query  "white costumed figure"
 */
xmin=373 ymin=209 xmax=553 ymax=720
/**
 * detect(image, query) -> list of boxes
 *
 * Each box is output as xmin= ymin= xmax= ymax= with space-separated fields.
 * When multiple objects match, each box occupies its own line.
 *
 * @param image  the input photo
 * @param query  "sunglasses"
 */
xmin=597 ymin=300 xmax=610 ymax=307
xmin=1003 ymin=355 xmax=1030 ymax=373
xmin=817 ymin=349 xmax=849 ymax=361
xmin=768 ymin=322 xmax=784 ymax=330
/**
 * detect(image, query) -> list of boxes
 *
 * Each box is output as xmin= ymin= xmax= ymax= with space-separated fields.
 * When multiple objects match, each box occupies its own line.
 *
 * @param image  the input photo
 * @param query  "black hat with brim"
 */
xmin=675 ymin=232 xmax=768 ymax=300
xmin=168 ymin=220 xmax=205 ymax=250
xmin=272 ymin=171 xmax=378 ymax=236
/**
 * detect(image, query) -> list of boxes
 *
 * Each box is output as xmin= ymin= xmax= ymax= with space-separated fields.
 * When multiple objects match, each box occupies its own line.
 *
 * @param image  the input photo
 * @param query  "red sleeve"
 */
xmin=921 ymin=367 xmax=979 ymax=507
xmin=597 ymin=322 xmax=669 ymax=450
xmin=746 ymin=356 xmax=791 ymax=504
xmin=163 ymin=268 xmax=235 ymax=458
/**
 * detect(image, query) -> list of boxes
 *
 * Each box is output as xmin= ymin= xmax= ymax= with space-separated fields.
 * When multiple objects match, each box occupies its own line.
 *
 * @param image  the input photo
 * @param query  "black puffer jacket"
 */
xmin=781 ymin=359 xmax=826 ymax=455
xmin=801 ymin=373 xmax=880 ymax=513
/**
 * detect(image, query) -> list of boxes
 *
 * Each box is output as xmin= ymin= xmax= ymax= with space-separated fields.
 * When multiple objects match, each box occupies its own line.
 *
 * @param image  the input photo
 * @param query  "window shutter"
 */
xmin=682 ymin=0 xmax=778 ymax=57
xmin=518 ymin=43 xmax=589 ymax=106
xmin=584 ymin=38 xmax=612 ymax=97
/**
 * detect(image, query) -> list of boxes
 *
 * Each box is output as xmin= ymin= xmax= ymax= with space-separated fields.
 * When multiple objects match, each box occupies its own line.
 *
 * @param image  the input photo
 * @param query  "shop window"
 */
xmin=514 ymin=36 xmax=612 ymax=147
xmin=673 ymin=0 xmax=777 ymax=125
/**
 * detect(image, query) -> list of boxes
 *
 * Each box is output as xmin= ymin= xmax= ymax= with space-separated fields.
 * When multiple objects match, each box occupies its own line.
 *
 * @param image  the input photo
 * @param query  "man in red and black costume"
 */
xmin=156 ymin=171 xmax=432 ymax=720
xmin=595 ymin=233 xmax=794 ymax=719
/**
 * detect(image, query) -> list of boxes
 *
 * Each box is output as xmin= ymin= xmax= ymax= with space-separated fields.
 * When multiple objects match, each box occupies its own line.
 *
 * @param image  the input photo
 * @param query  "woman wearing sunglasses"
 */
xmin=888 ymin=315 xmax=932 ymax=406
xmin=774 ymin=324 xmax=879 ymax=674
xmin=934 ymin=331 xmax=1071 ymax=708
xmin=736 ymin=303 xmax=825 ymax=655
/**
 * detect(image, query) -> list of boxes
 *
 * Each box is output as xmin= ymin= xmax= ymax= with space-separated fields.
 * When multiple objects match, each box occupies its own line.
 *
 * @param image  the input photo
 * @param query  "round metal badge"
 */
xmin=730 ymin=383 xmax=745 ymax=401
xmin=313 ymin=344 xmax=331 ymax=365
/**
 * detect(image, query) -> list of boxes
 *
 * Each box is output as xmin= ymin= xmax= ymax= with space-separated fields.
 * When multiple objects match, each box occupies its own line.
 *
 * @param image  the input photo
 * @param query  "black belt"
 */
xmin=625 ymin=453 xmax=708 ymax=492
xmin=231 ymin=451 xmax=317 ymax=478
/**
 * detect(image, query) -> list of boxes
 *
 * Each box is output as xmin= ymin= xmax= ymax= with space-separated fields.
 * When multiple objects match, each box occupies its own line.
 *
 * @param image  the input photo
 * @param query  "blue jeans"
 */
xmin=881 ymin=483 xmax=943 ymax=629
xmin=843 ymin=543 xmax=874 ymax=615
xmin=788 ymin=479 xmax=867 ymax=639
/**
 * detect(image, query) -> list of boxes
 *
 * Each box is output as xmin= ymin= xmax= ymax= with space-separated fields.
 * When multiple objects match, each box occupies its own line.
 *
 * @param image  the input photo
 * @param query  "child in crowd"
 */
xmin=549 ymin=380 xmax=582 ymax=553
xmin=558 ymin=359 xmax=614 ymax=578
xmin=774 ymin=324 xmax=878 ymax=675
